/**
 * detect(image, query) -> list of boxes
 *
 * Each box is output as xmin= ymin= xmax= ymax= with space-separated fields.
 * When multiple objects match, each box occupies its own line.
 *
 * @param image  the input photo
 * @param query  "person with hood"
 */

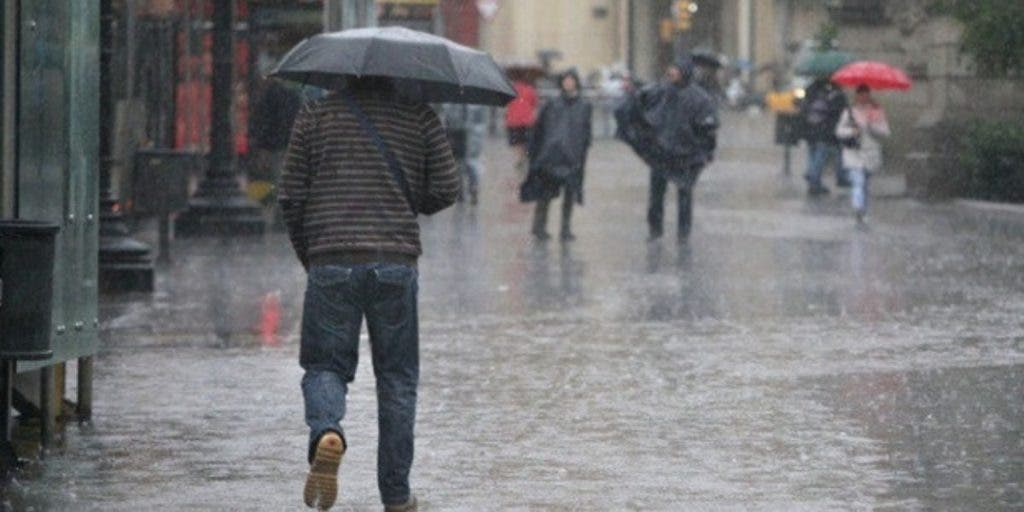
xmin=441 ymin=103 xmax=488 ymax=204
xmin=617 ymin=55 xmax=719 ymax=241
xmin=800 ymin=77 xmax=849 ymax=195
xmin=835 ymin=84 xmax=890 ymax=223
xmin=519 ymin=69 xmax=592 ymax=241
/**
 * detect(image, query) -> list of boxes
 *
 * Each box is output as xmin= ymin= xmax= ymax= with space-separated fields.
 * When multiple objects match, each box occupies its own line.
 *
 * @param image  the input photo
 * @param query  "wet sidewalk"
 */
xmin=4 ymin=112 xmax=1023 ymax=510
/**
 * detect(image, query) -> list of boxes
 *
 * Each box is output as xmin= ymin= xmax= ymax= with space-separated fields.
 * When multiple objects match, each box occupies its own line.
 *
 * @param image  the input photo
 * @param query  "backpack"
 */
xmin=804 ymin=94 xmax=832 ymax=129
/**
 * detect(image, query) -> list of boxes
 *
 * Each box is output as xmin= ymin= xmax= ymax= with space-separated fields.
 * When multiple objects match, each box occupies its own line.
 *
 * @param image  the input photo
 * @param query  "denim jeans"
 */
xmin=849 ymin=167 xmax=870 ymax=214
xmin=648 ymin=168 xmax=696 ymax=238
xmin=300 ymin=263 xmax=419 ymax=506
xmin=805 ymin=141 xmax=840 ymax=189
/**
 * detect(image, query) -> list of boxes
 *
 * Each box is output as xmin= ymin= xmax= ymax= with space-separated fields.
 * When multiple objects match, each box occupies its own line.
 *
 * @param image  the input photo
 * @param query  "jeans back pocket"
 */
xmin=310 ymin=266 xmax=354 ymax=288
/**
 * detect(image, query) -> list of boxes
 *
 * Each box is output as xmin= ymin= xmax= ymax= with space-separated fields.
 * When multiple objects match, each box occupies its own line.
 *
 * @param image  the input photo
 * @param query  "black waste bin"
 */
xmin=0 ymin=220 xmax=60 ymax=360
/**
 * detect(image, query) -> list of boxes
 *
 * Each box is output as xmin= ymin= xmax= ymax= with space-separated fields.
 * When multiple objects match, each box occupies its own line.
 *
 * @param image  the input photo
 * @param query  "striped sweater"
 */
xmin=278 ymin=93 xmax=459 ymax=267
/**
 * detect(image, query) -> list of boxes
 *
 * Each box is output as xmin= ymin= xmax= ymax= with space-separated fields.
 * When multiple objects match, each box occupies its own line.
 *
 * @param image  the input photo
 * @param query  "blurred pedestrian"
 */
xmin=800 ymin=77 xmax=849 ymax=195
xmin=442 ymin=103 xmax=488 ymax=205
xmin=618 ymin=56 xmax=718 ymax=241
xmin=505 ymin=77 xmax=539 ymax=170
xmin=279 ymin=75 xmax=459 ymax=512
xmin=250 ymin=78 xmax=302 ymax=226
xmin=519 ymin=69 xmax=592 ymax=241
xmin=835 ymin=84 xmax=890 ymax=223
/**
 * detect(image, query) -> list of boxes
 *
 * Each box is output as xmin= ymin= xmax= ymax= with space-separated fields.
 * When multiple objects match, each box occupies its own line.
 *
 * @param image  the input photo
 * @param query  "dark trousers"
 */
xmin=532 ymin=186 xmax=574 ymax=236
xmin=300 ymin=263 xmax=419 ymax=506
xmin=648 ymin=169 xmax=695 ymax=238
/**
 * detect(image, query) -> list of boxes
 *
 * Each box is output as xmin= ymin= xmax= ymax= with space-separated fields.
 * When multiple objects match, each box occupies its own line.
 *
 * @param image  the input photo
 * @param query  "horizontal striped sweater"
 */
xmin=278 ymin=93 xmax=459 ymax=267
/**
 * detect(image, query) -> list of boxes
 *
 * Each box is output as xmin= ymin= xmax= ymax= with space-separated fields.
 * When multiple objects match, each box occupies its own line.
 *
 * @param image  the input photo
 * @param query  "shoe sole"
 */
xmin=304 ymin=435 xmax=344 ymax=510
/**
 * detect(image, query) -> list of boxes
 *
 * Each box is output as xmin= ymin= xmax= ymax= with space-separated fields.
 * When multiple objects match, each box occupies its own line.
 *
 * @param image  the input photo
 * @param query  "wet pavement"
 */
xmin=4 ymin=112 xmax=1023 ymax=510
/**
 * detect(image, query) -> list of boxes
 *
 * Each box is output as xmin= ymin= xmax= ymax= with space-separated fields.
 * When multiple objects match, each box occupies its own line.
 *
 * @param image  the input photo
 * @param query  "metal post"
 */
xmin=157 ymin=214 xmax=171 ymax=265
xmin=2 ymin=0 xmax=18 ymax=218
xmin=175 ymin=0 xmax=264 ymax=237
xmin=99 ymin=0 xmax=155 ymax=293
xmin=0 ymin=359 xmax=18 ymax=472
xmin=39 ymin=365 xmax=55 ymax=450
xmin=76 ymin=356 xmax=92 ymax=422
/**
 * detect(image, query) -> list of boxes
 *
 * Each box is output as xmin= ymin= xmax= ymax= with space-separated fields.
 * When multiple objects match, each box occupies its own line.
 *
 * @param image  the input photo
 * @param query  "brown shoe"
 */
xmin=384 ymin=495 xmax=417 ymax=512
xmin=304 ymin=432 xmax=345 ymax=510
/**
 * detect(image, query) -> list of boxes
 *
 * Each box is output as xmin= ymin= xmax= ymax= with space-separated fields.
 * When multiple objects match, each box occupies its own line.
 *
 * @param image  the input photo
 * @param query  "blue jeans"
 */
xmin=849 ymin=167 xmax=870 ymax=214
xmin=805 ymin=141 xmax=840 ymax=189
xmin=300 ymin=263 xmax=419 ymax=506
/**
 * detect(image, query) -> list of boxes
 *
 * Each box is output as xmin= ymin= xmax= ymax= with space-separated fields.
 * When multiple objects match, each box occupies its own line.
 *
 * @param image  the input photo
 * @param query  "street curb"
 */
xmin=953 ymin=199 xmax=1024 ymax=235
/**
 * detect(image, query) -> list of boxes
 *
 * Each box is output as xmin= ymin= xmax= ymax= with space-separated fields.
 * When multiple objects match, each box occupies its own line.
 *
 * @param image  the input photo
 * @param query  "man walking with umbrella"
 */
xmin=273 ymin=27 xmax=515 ymax=511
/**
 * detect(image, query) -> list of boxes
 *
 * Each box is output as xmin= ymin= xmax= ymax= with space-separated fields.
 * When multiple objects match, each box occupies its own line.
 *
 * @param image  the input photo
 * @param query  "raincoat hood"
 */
xmin=558 ymin=68 xmax=583 ymax=96
xmin=671 ymin=55 xmax=696 ymax=86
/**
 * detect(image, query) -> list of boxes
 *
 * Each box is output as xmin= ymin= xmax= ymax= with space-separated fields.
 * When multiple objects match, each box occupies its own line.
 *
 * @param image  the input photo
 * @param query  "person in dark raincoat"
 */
xmin=519 ymin=69 xmax=592 ymax=241
xmin=616 ymin=55 xmax=719 ymax=241
xmin=800 ymin=77 xmax=849 ymax=195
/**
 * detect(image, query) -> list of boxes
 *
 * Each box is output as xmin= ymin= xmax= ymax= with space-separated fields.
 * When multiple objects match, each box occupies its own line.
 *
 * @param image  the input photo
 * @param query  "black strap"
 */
xmin=339 ymin=94 xmax=416 ymax=214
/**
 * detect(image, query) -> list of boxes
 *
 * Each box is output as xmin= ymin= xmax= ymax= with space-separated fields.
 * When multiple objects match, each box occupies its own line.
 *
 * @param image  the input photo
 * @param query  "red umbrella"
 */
xmin=831 ymin=61 xmax=912 ymax=91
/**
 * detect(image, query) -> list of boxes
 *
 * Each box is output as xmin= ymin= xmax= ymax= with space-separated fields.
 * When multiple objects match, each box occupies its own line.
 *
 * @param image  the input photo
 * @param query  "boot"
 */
xmin=532 ymin=199 xmax=551 ymax=240
xmin=304 ymin=432 xmax=345 ymax=510
xmin=559 ymin=196 xmax=575 ymax=241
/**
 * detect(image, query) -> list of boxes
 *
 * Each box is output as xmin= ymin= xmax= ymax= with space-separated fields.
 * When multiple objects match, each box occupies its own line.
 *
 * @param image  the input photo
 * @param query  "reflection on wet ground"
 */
xmin=3 ymin=113 xmax=1023 ymax=510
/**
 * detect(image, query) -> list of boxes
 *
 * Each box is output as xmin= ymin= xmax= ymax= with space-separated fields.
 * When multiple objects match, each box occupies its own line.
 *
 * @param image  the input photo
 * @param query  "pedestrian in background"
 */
xmin=505 ymin=77 xmax=538 ymax=171
xmin=619 ymin=56 xmax=717 ymax=242
xmin=279 ymin=75 xmax=459 ymax=512
xmin=835 ymin=84 xmax=890 ymax=223
xmin=250 ymin=78 xmax=302 ymax=226
xmin=442 ymin=103 xmax=488 ymax=205
xmin=800 ymin=77 xmax=849 ymax=195
xmin=519 ymin=69 xmax=592 ymax=241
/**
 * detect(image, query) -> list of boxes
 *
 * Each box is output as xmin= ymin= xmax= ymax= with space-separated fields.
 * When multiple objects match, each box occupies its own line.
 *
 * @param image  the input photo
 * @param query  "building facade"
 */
xmin=476 ymin=1 xmax=827 ymax=85
xmin=479 ymin=0 xmax=630 ymax=77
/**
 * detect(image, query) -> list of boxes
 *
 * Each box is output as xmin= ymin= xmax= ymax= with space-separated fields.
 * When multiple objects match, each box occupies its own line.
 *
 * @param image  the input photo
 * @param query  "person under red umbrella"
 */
xmin=835 ymin=84 xmax=891 ymax=224
xmin=830 ymin=61 xmax=909 ymax=224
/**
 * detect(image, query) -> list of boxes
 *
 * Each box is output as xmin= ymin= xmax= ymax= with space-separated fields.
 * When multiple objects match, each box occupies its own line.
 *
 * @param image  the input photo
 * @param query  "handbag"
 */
xmin=339 ymin=93 xmax=417 ymax=214
xmin=837 ymin=107 xmax=861 ymax=150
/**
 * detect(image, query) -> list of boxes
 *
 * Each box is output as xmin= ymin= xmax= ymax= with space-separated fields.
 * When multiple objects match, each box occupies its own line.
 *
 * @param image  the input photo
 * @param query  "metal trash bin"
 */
xmin=0 ymin=221 xmax=60 ymax=361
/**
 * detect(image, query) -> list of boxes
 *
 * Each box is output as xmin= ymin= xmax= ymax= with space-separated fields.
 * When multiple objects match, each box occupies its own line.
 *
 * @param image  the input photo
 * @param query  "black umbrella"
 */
xmin=691 ymin=50 xmax=723 ymax=69
xmin=270 ymin=26 xmax=516 ymax=106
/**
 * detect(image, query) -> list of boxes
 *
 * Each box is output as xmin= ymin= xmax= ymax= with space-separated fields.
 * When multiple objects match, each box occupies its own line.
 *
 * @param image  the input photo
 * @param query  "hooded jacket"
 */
xmin=616 ymin=56 xmax=719 ymax=173
xmin=519 ymin=69 xmax=593 ymax=204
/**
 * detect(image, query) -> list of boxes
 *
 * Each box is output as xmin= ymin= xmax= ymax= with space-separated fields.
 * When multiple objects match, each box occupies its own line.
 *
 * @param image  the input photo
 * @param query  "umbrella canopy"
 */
xmin=270 ymin=26 xmax=516 ymax=106
xmin=832 ymin=61 xmax=912 ymax=91
xmin=691 ymin=50 xmax=723 ymax=69
xmin=795 ymin=50 xmax=856 ymax=77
